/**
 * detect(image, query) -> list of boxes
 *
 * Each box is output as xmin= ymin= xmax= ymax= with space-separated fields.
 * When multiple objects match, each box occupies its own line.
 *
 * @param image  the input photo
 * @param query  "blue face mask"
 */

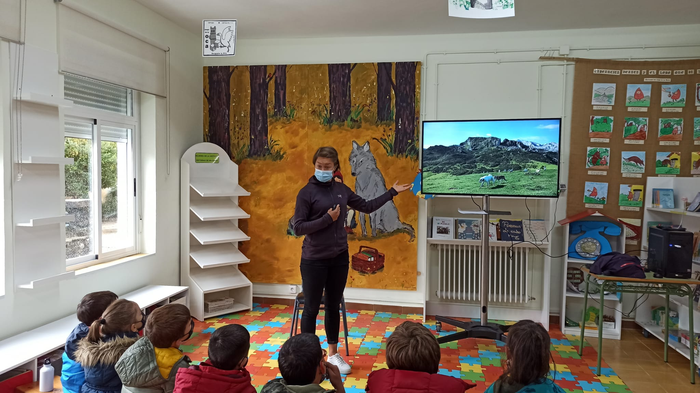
xmin=315 ymin=169 xmax=333 ymax=183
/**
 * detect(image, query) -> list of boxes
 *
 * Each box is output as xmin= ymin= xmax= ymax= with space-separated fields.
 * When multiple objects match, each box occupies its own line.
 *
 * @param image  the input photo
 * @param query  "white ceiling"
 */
xmin=134 ymin=0 xmax=699 ymax=40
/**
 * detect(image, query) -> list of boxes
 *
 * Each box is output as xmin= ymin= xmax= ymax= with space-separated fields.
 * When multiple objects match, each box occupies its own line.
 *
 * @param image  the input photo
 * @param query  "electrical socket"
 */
xmin=288 ymin=285 xmax=297 ymax=294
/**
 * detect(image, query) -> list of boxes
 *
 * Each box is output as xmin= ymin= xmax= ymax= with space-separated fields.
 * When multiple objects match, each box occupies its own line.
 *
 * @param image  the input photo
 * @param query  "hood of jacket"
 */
xmin=74 ymin=334 xmax=139 ymax=368
xmin=366 ymin=369 xmax=476 ymax=393
xmin=65 ymin=323 xmax=90 ymax=360
xmin=116 ymin=337 xmax=189 ymax=389
xmin=487 ymin=379 xmax=565 ymax=393
xmin=260 ymin=378 xmax=333 ymax=393
xmin=173 ymin=364 xmax=256 ymax=393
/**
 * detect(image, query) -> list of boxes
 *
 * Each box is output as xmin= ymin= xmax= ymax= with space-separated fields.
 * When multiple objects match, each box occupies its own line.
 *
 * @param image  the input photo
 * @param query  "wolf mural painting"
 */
xmin=203 ymin=62 xmax=421 ymax=292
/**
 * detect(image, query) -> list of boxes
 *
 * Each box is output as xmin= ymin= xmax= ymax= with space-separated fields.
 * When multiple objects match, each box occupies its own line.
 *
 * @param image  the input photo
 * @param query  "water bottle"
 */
xmin=39 ymin=358 xmax=54 ymax=392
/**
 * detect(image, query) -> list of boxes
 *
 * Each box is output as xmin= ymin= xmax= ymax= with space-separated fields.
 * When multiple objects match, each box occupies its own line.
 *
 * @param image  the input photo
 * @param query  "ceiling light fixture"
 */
xmin=449 ymin=0 xmax=515 ymax=19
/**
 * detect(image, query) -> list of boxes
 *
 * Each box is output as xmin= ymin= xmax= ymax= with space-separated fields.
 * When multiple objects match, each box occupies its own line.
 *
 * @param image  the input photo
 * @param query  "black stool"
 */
xmin=290 ymin=292 xmax=349 ymax=356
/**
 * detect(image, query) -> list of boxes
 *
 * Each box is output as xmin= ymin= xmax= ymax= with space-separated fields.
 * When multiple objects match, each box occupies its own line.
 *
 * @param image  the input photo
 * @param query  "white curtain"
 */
xmin=57 ymin=5 xmax=167 ymax=97
xmin=0 ymin=0 xmax=22 ymax=43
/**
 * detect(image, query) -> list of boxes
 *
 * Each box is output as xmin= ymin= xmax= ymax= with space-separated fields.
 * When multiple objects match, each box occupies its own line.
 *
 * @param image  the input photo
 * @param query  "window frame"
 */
xmin=64 ymin=91 xmax=140 ymax=270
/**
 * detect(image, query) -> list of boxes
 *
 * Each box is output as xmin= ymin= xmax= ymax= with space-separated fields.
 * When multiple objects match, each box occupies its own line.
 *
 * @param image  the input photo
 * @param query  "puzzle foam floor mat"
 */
xmin=180 ymin=303 xmax=631 ymax=393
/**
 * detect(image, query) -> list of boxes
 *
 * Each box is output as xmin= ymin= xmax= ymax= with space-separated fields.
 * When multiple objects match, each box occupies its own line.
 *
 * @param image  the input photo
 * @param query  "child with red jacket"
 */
xmin=173 ymin=325 xmax=255 ymax=393
xmin=365 ymin=322 xmax=476 ymax=393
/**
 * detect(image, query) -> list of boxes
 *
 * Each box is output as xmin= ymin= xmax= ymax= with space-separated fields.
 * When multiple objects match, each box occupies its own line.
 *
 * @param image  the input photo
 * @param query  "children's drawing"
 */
xmin=626 ymin=84 xmax=651 ymax=107
xmin=692 ymin=152 xmax=700 ymax=175
xmin=656 ymin=152 xmax=681 ymax=175
xmin=589 ymin=116 xmax=613 ymax=138
xmin=660 ymin=84 xmax=687 ymax=108
xmin=694 ymin=118 xmax=700 ymax=141
xmin=623 ymin=117 xmax=648 ymax=140
xmin=619 ymin=184 xmax=644 ymax=207
xmin=696 ymin=83 xmax=700 ymax=107
xmin=586 ymin=147 xmax=610 ymax=170
xmin=658 ymin=118 xmax=683 ymax=141
xmin=592 ymin=83 xmax=616 ymax=105
xmin=584 ymin=182 xmax=608 ymax=205
xmin=621 ymin=151 xmax=645 ymax=174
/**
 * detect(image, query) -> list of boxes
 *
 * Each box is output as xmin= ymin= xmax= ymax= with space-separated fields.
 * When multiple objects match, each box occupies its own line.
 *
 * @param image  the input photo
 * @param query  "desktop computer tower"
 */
xmin=648 ymin=226 xmax=693 ymax=279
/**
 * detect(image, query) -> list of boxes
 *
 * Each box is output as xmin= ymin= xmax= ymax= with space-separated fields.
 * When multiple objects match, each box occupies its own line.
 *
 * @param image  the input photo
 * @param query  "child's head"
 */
xmin=278 ymin=333 xmax=325 ymax=385
xmin=145 ymin=304 xmax=193 ymax=348
xmin=77 ymin=291 xmax=118 ymax=325
xmin=208 ymin=324 xmax=250 ymax=370
xmin=501 ymin=320 xmax=551 ymax=386
xmin=386 ymin=321 xmax=441 ymax=374
xmin=87 ymin=299 xmax=143 ymax=343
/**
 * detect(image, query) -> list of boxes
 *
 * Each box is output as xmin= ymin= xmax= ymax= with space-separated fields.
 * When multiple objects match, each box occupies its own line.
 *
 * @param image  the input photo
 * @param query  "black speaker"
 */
xmin=649 ymin=226 xmax=693 ymax=279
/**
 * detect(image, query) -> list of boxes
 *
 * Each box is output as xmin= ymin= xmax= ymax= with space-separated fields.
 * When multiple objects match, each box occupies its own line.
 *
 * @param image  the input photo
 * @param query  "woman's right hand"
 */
xmin=327 ymin=205 xmax=340 ymax=221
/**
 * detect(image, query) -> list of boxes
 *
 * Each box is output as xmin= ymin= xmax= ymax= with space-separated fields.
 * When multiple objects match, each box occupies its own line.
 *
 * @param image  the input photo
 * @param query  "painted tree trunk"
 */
xmin=328 ymin=64 xmax=351 ymax=124
xmin=206 ymin=66 xmax=232 ymax=158
xmin=274 ymin=65 xmax=287 ymax=118
xmin=377 ymin=63 xmax=392 ymax=123
xmin=393 ymin=62 xmax=416 ymax=156
xmin=249 ymin=65 xmax=269 ymax=157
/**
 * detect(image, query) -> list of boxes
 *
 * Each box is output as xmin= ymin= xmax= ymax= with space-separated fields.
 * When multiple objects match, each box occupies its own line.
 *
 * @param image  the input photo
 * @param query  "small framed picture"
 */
xmin=431 ymin=217 xmax=454 ymax=239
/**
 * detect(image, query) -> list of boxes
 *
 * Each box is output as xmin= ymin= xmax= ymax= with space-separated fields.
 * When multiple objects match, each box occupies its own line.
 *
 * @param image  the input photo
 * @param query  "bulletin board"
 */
xmin=567 ymin=58 xmax=700 ymax=247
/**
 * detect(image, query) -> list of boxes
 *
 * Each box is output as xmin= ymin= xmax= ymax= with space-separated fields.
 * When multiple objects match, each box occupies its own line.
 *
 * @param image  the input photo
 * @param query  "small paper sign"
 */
xmin=620 ymin=206 xmax=640 ymax=212
xmin=585 ymin=204 xmax=605 ymax=209
xmin=697 ymin=107 xmax=700 ymax=112
xmin=588 ymin=170 xmax=607 ymax=176
xmin=662 ymin=108 xmax=683 ymax=113
xmin=660 ymin=141 xmax=680 ymax=146
xmin=593 ymin=105 xmax=613 ymax=111
xmin=644 ymin=78 xmax=671 ymax=82
xmin=202 ymin=20 xmax=237 ymax=57
xmin=626 ymin=240 xmax=639 ymax=245
xmin=624 ymin=140 xmax=644 ymax=145
xmin=590 ymin=138 xmax=609 ymax=143
xmin=659 ymin=174 xmax=676 ymax=177
xmin=628 ymin=107 xmax=648 ymax=112
xmin=695 ymin=140 xmax=700 ymax=145
xmin=195 ymin=153 xmax=220 ymax=163
xmin=622 ymin=173 xmax=643 ymax=178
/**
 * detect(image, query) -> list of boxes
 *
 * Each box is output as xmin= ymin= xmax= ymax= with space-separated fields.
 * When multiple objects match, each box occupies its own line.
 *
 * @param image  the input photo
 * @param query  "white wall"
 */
xmin=0 ymin=0 xmax=201 ymax=340
xmin=205 ymin=24 xmax=700 ymax=312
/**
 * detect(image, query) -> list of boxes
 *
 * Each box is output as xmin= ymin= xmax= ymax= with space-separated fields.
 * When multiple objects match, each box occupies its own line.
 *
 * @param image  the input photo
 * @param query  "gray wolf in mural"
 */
xmin=350 ymin=141 xmax=415 ymax=242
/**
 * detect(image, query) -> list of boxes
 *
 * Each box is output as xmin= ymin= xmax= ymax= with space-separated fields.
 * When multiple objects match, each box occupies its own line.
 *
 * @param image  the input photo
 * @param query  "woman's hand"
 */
xmin=391 ymin=181 xmax=411 ymax=194
xmin=327 ymin=205 xmax=340 ymax=221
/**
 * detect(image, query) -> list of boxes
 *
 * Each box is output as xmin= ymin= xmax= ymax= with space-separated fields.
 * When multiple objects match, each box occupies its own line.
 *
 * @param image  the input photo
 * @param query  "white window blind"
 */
xmin=65 ymin=74 xmax=132 ymax=116
xmin=58 ymin=5 xmax=167 ymax=97
xmin=0 ymin=0 xmax=22 ymax=43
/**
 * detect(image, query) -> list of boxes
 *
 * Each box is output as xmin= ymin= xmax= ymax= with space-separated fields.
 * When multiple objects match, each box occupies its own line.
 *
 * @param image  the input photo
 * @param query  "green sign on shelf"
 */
xmin=195 ymin=153 xmax=220 ymax=164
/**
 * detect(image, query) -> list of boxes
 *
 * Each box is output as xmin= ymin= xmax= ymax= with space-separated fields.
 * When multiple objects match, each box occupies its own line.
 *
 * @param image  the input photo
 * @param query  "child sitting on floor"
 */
xmin=74 ymin=299 xmax=144 ymax=393
xmin=116 ymin=304 xmax=193 ymax=393
xmin=173 ymin=324 xmax=256 ymax=393
xmin=365 ymin=321 xmax=476 ymax=393
xmin=485 ymin=320 xmax=565 ymax=393
xmin=62 ymin=291 xmax=119 ymax=393
xmin=261 ymin=333 xmax=345 ymax=393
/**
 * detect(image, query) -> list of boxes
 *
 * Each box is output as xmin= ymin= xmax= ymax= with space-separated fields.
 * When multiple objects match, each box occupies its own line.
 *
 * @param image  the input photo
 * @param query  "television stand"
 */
xmin=435 ymin=195 xmax=510 ymax=344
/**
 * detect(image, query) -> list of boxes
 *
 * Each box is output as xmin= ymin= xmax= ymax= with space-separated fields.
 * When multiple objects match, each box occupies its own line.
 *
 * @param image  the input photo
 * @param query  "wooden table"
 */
xmin=578 ymin=266 xmax=700 ymax=383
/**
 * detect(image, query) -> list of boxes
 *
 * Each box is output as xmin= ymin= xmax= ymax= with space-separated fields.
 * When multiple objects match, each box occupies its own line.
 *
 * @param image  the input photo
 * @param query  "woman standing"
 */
xmin=293 ymin=146 xmax=409 ymax=374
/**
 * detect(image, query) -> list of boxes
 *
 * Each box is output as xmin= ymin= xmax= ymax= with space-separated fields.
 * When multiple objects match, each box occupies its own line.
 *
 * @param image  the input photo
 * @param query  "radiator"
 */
xmin=435 ymin=244 xmax=530 ymax=304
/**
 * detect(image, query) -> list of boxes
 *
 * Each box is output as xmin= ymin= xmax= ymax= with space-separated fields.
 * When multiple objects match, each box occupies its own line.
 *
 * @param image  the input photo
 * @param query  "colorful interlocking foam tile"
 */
xmin=181 ymin=303 xmax=632 ymax=393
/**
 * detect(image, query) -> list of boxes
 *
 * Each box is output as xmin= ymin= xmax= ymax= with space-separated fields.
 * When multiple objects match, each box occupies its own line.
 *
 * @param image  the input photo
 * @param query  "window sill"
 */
xmin=72 ymin=253 xmax=152 ymax=276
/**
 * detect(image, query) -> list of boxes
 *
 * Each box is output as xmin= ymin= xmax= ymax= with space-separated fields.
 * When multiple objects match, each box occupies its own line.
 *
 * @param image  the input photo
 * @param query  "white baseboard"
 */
xmin=252 ymin=283 xmax=425 ymax=308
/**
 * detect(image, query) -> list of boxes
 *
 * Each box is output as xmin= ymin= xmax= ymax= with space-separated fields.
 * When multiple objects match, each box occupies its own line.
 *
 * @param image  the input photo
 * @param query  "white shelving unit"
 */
xmin=14 ymin=92 xmax=73 ymax=108
xmin=635 ymin=177 xmax=700 ymax=362
xmin=560 ymin=213 xmax=625 ymax=340
xmin=424 ymin=196 xmax=555 ymax=329
xmin=181 ymin=143 xmax=253 ymax=320
xmin=24 ymin=156 xmax=74 ymax=165
xmin=16 ymin=214 xmax=75 ymax=227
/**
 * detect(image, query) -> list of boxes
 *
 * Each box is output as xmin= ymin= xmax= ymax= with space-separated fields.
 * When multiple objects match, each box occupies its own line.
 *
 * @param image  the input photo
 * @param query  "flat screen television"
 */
xmin=421 ymin=118 xmax=561 ymax=197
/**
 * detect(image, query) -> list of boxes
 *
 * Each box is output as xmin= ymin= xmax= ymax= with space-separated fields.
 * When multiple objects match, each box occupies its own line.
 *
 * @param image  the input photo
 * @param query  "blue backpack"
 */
xmin=590 ymin=252 xmax=645 ymax=279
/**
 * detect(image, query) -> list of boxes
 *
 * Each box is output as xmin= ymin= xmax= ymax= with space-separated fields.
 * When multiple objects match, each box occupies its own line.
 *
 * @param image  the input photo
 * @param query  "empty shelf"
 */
xmin=24 ymin=156 xmax=74 ymax=165
xmin=190 ymin=244 xmax=250 ymax=268
xmin=15 ymin=92 xmax=73 ymax=108
xmin=17 ymin=271 xmax=75 ymax=290
xmin=190 ymin=199 xmax=250 ymax=221
xmin=17 ymin=215 xmax=75 ymax=227
xmin=190 ymin=178 xmax=250 ymax=197
xmin=190 ymin=266 xmax=252 ymax=293
xmin=190 ymin=221 xmax=250 ymax=245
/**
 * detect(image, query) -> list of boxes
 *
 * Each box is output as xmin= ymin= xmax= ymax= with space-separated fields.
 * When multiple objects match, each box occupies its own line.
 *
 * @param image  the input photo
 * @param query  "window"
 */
xmin=64 ymin=74 xmax=139 ymax=268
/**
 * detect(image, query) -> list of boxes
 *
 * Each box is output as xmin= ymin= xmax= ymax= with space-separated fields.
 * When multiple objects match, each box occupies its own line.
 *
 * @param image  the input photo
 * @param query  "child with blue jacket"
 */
xmin=62 ymin=291 xmax=118 ymax=393
xmin=485 ymin=320 xmax=565 ymax=393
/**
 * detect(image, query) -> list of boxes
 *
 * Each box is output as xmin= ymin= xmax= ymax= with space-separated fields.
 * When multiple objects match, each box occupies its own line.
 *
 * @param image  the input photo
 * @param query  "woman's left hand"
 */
xmin=392 ymin=181 xmax=411 ymax=194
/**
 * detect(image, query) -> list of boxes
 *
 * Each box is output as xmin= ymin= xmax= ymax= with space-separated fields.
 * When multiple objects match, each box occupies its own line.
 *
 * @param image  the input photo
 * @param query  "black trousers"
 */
xmin=300 ymin=250 xmax=349 ymax=345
